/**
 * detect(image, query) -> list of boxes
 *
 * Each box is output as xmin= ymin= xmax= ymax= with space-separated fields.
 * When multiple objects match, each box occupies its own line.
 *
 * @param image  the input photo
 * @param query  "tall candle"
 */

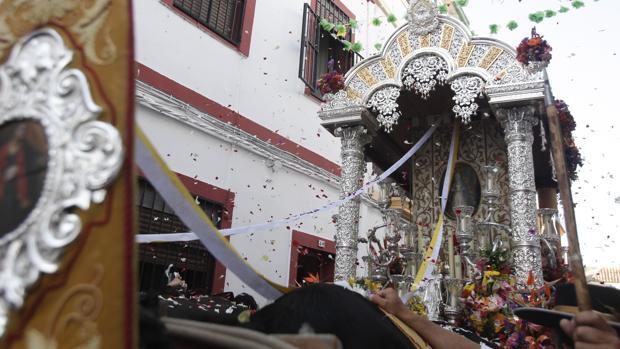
xmin=448 ymin=230 xmax=455 ymax=278
xmin=454 ymin=255 xmax=462 ymax=279
xmin=417 ymin=225 xmax=425 ymax=254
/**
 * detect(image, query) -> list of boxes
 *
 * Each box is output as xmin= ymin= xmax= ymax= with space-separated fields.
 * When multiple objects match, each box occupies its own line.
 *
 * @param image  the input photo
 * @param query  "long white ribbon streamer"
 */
xmin=402 ymin=122 xmax=459 ymax=302
xmin=417 ymin=123 xmax=458 ymax=286
xmin=136 ymin=133 xmax=283 ymax=300
xmin=136 ymin=123 xmax=438 ymax=243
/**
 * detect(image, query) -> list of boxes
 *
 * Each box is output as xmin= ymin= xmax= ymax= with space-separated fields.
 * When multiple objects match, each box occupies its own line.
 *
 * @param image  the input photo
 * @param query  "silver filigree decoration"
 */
xmin=321 ymin=90 xmax=357 ymax=111
xmin=366 ymin=86 xmax=401 ymax=133
xmin=496 ymin=106 xmax=542 ymax=288
xmin=0 ymin=28 xmax=123 ymax=336
xmin=450 ymin=76 xmax=484 ymax=124
xmin=334 ymin=126 xmax=371 ymax=281
xmin=406 ymin=0 xmax=439 ymax=36
xmin=402 ymin=55 xmax=448 ymax=99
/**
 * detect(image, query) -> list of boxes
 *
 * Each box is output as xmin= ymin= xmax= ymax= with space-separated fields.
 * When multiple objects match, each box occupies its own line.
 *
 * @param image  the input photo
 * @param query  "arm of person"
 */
xmin=371 ymin=288 xmax=479 ymax=349
xmin=560 ymin=310 xmax=620 ymax=349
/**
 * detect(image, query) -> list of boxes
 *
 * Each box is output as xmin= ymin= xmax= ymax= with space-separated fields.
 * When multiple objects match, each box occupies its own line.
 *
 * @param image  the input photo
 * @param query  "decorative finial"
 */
xmin=406 ymin=0 xmax=439 ymax=36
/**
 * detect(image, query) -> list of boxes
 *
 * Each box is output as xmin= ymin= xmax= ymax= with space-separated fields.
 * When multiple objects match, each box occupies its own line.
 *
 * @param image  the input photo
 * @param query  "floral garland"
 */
xmin=461 ymin=249 xmax=557 ymax=348
xmin=516 ymin=28 xmax=552 ymax=66
xmin=555 ymin=99 xmax=583 ymax=181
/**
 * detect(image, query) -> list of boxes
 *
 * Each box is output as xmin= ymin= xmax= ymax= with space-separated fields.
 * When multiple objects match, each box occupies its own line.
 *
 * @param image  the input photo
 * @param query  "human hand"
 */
xmin=370 ymin=287 xmax=410 ymax=319
xmin=559 ymin=311 xmax=620 ymax=349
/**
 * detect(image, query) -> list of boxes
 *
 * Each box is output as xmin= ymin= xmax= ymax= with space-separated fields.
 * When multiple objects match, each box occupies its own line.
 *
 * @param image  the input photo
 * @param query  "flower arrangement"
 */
xmin=461 ymin=249 xmax=557 ymax=348
xmin=516 ymin=27 xmax=552 ymax=67
xmin=555 ymin=99 xmax=583 ymax=180
xmin=347 ymin=276 xmax=382 ymax=294
xmin=318 ymin=70 xmax=345 ymax=95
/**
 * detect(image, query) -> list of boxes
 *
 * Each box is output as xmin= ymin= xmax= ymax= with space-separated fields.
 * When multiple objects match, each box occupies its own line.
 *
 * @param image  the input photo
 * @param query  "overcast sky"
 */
xmin=459 ymin=0 xmax=620 ymax=268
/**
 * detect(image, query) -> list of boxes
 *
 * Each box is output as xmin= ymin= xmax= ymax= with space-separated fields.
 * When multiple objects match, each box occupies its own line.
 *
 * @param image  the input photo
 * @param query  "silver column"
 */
xmin=334 ymin=125 xmax=371 ymax=281
xmin=496 ymin=106 xmax=543 ymax=288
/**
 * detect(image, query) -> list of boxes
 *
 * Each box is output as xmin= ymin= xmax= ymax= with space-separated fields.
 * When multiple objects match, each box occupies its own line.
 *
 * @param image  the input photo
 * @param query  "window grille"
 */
xmin=173 ymin=0 xmax=245 ymax=45
xmin=299 ymin=2 xmax=363 ymax=97
xmin=137 ymin=178 xmax=222 ymax=294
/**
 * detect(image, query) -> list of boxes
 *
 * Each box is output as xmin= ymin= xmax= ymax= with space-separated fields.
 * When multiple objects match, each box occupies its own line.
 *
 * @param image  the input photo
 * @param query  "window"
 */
xmin=289 ymin=231 xmax=336 ymax=287
xmin=299 ymin=1 xmax=363 ymax=97
xmin=173 ymin=0 xmax=245 ymax=45
xmin=137 ymin=178 xmax=222 ymax=294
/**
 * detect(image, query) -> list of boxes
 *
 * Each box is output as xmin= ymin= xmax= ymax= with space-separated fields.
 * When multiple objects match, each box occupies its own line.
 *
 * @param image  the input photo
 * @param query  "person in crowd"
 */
xmin=373 ymin=287 xmax=620 ymax=349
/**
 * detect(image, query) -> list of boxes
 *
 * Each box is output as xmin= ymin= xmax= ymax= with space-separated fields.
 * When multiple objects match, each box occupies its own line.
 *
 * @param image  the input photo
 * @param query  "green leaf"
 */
xmin=374 ymin=43 xmax=382 ymax=51
xmin=351 ymin=42 xmax=363 ymax=53
xmin=348 ymin=19 xmax=358 ymax=30
xmin=545 ymin=10 xmax=556 ymax=18
xmin=528 ymin=11 xmax=545 ymax=24
xmin=341 ymin=40 xmax=353 ymax=51
xmin=335 ymin=24 xmax=347 ymax=38
xmin=489 ymin=24 xmax=498 ymax=34
xmin=455 ymin=0 xmax=468 ymax=7
xmin=438 ymin=4 xmax=448 ymax=14
xmin=387 ymin=13 xmax=397 ymax=23
xmin=559 ymin=6 xmax=570 ymax=13
xmin=372 ymin=17 xmax=382 ymax=26
xmin=507 ymin=20 xmax=519 ymax=31
xmin=320 ymin=19 xmax=335 ymax=32
xmin=572 ymin=0 xmax=585 ymax=9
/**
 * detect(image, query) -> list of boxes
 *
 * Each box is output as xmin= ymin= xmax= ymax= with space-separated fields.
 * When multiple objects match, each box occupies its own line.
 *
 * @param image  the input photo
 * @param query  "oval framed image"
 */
xmin=0 ymin=28 xmax=123 ymax=337
xmin=440 ymin=162 xmax=482 ymax=220
xmin=0 ymin=119 xmax=50 ymax=239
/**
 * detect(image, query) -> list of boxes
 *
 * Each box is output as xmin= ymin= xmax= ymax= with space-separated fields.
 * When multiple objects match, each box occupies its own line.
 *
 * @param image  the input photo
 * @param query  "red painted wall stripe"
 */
xmin=135 ymin=63 xmax=341 ymax=176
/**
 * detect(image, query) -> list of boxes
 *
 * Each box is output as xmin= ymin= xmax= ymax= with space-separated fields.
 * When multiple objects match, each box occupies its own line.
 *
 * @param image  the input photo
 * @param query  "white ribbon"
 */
xmin=136 ymin=123 xmax=438 ymax=243
xmin=417 ymin=123 xmax=458 ymax=287
xmin=402 ymin=122 xmax=459 ymax=303
xmin=136 ymin=134 xmax=283 ymax=300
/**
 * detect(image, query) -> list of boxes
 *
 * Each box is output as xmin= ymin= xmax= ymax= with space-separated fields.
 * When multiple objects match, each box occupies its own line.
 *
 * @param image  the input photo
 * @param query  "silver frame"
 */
xmin=0 ymin=28 xmax=123 ymax=336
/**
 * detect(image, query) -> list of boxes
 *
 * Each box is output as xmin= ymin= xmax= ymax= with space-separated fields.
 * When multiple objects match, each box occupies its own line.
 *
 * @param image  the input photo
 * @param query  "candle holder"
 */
xmin=424 ymin=277 xmax=443 ymax=321
xmin=538 ymin=208 xmax=562 ymax=276
xmin=442 ymin=277 xmax=464 ymax=325
xmin=481 ymin=165 xmax=501 ymax=225
xmin=454 ymin=206 xmax=478 ymax=280
xmin=376 ymin=180 xmax=393 ymax=210
xmin=454 ymin=206 xmax=474 ymax=241
xmin=538 ymin=208 xmax=560 ymax=245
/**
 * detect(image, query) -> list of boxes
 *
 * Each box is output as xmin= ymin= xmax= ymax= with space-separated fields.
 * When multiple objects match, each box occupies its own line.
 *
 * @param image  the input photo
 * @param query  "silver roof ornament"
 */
xmin=406 ymin=0 xmax=439 ymax=36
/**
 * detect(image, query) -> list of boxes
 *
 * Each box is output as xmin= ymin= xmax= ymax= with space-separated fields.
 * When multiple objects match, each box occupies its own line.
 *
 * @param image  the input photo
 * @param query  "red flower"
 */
xmin=317 ymin=71 xmax=345 ymax=95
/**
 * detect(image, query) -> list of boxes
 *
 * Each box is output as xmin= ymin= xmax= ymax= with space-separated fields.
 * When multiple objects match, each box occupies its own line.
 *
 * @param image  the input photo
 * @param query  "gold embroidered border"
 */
xmin=346 ymin=87 xmax=362 ymax=101
xmin=478 ymin=47 xmax=503 ymax=70
xmin=358 ymin=67 xmax=377 ymax=87
xmin=457 ymin=43 xmax=474 ymax=68
xmin=440 ymin=25 xmax=455 ymax=50
xmin=380 ymin=58 xmax=396 ymax=79
xmin=397 ymin=32 xmax=412 ymax=56
xmin=419 ymin=33 xmax=431 ymax=48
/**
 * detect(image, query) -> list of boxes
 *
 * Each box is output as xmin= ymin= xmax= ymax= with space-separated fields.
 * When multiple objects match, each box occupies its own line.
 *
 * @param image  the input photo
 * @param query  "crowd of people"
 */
xmin=139 ymin=267 xmax=620 ymax=349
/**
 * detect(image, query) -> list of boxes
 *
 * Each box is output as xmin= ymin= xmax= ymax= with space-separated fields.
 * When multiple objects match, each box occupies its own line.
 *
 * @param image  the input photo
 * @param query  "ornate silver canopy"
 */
xmin=319 ymin=15 xmax=544 ymax=132
xmin=319 ymin=11 xmax=547 ymax=289
xmin=0 ymin=28 xmax=123 ymax=336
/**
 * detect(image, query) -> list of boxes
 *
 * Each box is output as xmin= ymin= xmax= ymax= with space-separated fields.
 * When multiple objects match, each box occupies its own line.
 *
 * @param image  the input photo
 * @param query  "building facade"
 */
xmin=133 ymin=0 xmax=405 ymax=304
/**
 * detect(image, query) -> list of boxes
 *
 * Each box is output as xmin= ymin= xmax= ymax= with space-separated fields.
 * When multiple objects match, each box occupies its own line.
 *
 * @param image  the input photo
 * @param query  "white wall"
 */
xmin=134 ymin=0 xmax=396 ymax=304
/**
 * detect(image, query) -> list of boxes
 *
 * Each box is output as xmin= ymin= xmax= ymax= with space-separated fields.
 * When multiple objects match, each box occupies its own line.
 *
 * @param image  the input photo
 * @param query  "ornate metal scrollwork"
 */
xmin=334 ymin=126 xmax=371 ymax=281
xmin=366 ymin=86 xmax=401 ymax=133
xmin=0 ymin=28 xmax=123 ymax=336
xmin=495 ymin=106 xmax=542 ymax=288
xmin=402 ymin=55 xmax=448 ymax=99
xmin=450 ymin=76 xmax=485 ymax=124
xmin=405 ymin=0 xmax=439 ymax=36
xmin=321 ymin=90 xmax=357 ymax=112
